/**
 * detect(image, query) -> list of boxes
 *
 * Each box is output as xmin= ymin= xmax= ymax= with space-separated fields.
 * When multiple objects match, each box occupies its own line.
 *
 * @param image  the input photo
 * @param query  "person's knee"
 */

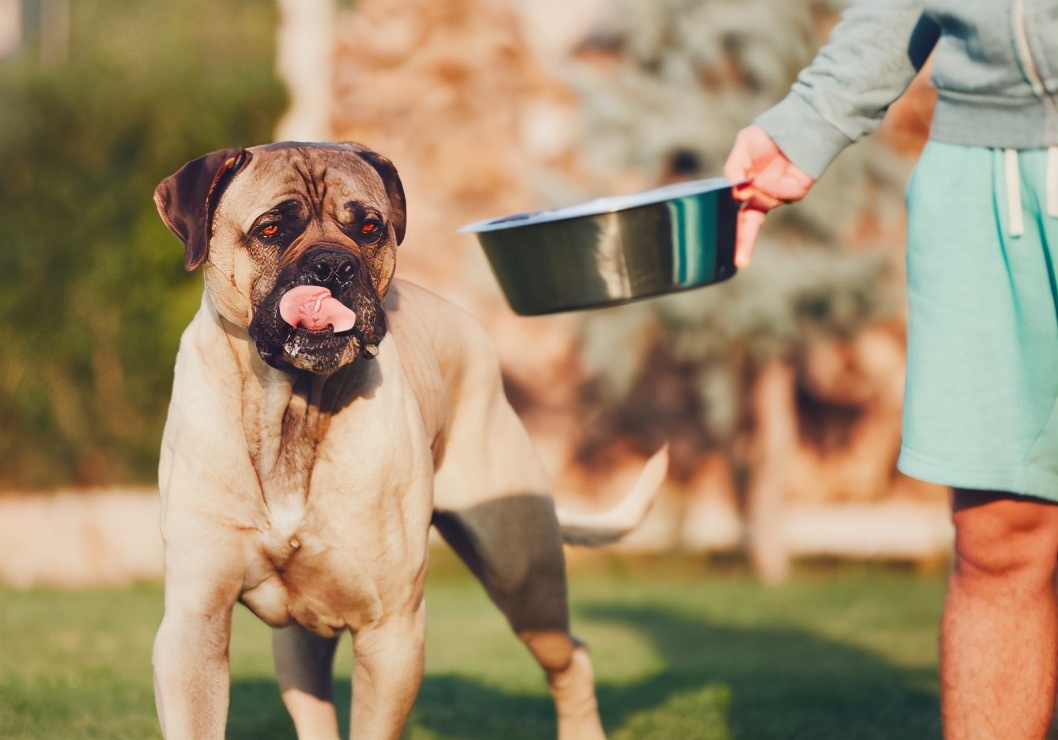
xmin=951 ymin=489 xmax=1058 ymax=584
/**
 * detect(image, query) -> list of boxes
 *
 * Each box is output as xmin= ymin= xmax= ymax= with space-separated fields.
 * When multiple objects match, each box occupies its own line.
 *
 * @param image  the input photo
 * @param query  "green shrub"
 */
xmin=0 ymin=0 xmax=286 ymax=487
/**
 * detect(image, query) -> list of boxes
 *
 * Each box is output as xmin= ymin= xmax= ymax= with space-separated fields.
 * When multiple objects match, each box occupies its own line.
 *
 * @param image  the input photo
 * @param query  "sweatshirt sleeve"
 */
xmin=755 ymin=0 xmax=939 ymax=180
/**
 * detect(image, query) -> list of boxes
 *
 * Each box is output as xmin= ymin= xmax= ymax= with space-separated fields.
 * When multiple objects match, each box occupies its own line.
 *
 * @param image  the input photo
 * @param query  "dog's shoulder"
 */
xmin=385 ymin=279 xmax=498 ymax=357
xmin=384 ymin=278 xmax=504 ymax=394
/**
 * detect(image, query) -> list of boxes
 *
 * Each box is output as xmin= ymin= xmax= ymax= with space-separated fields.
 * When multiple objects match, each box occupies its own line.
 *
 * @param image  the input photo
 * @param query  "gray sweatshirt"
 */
xmin=756 ymin=0 xmax=1058 ymax=180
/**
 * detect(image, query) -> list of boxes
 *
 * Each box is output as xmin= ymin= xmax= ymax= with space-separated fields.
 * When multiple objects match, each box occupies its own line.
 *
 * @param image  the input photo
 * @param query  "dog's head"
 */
xmin=154 ymin=142 xmax=406 ymax=375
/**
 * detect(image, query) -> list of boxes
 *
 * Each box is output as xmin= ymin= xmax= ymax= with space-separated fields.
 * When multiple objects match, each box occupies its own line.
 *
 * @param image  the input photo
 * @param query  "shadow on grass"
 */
xmin=227 ymin=680 xmax=301 ymax=739
xmin=229 ymin=602 xmax=940 ymax=740
xmin=586 ymin=602 xmax=940 ymax=740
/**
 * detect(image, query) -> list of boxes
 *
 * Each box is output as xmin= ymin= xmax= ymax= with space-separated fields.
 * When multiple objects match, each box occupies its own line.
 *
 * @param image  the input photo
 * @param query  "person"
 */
xmin=722 ymin=1 xmax=1058 ymax=737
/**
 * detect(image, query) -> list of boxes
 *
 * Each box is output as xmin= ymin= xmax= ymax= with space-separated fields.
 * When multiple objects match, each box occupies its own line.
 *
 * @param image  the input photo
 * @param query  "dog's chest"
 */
xmin=241 ymin=375 xmax=329 ymax=522
xmin=240 ymin=476 xmax=430 ymax=637
xmin=237 ymin=453 xmax=385 ymax=636
xmin=234 ymin=371 xmax=434 ymax=637
xmin=241 ymin=515 xmax=387 ymax=636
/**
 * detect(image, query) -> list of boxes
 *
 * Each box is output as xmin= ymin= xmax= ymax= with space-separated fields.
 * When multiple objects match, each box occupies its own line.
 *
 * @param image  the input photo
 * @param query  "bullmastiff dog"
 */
xmin=151 ymin=141 xmax=667 ymax=740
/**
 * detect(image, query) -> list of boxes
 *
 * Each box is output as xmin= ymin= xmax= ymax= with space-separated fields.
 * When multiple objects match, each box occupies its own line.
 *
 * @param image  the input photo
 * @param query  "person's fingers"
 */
xmin=729 ymin=153 xmax=812 ymax=208
xmin=735 ymin=206 xmax=766 ymax=268
xmin=724 ymin=125 xmax=776 ymax=184
xmin=771 ymin=166 xmax=814 ymax=202
xmin=744 ymin=190 xmax=784 ymax=212
xmin=730 ymin=181 xmax=754 ymax=202
xmin=723 ymin=149 xmax=753 ymax=192
xmin=755 ymin=156 xmax=813 ymax=202
xmin=723 ymin=157 xmax=746 ymax=184
xmin=723 ymin=123 xmax=813 ymax=269
xmin=734 ymin=171 xmax=811 ymax=208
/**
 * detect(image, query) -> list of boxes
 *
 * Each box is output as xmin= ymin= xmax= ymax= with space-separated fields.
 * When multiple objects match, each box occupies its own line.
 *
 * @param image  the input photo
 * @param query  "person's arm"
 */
xmin=724 ymin=0 xmax=938 ymax=266
xmin=759 ymin=0 xmax=938 ymax=179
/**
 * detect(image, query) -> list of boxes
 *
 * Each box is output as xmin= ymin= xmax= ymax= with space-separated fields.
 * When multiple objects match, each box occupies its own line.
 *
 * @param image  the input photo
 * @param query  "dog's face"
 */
xmin=154 ymin=142 xmax=406 ymax=374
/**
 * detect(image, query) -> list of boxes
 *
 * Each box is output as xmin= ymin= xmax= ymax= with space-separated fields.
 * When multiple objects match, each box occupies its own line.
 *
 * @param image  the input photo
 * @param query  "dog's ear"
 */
xmin=343 ymin=143 xmax=407 ymax=246
xmin=154 ymin=149 xmax=252 ymax=271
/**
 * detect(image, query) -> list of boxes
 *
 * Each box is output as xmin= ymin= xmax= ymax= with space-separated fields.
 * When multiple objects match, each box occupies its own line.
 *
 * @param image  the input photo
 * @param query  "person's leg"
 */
xmin=941 ymin=488 xmax=1058 ymax=739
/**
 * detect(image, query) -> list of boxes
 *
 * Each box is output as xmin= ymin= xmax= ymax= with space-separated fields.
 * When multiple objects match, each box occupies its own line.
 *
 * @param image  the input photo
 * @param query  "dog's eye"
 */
xmin=260 ymin=224 xmax=280 ymax=238
xmin=358 ymin=219 xmax=384 ymax=242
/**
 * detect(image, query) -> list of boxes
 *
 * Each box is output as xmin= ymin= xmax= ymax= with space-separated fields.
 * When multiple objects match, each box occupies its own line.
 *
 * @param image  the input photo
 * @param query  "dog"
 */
xmin=151 ymin=141 xmax=667 ymax=740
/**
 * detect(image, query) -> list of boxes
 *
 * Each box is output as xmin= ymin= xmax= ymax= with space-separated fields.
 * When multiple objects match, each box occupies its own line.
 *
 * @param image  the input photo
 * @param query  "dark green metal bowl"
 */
xmin=461 ymin=178 xmax=739 ymax=316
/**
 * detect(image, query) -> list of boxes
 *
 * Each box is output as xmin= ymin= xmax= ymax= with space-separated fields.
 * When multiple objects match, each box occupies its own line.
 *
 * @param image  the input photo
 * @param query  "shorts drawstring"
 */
xmin=1047 ymin=145 xmax=1058 ymax=219
xmin=1007 ymin=146 xmax=1058 ymax=235
xmin=1005 ymin=148 xmax=1025 ymax=237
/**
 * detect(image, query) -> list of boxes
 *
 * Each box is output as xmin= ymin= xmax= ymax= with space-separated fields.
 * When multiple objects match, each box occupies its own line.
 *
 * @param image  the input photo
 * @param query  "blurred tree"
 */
xmin=0 ymin=0 xmax=285 ymax=488
xmin=562 ymin=0 xmax=915 ymax=482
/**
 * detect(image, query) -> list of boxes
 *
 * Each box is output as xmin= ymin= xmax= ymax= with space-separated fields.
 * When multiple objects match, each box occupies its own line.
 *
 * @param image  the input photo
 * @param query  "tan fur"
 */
xmin=152 ymin=143 xmax=662 ymax=739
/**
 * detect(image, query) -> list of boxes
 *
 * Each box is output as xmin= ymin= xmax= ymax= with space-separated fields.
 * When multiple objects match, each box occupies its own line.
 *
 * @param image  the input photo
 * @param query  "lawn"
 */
xmin=0 ymin=552 xmax=946 ymax=739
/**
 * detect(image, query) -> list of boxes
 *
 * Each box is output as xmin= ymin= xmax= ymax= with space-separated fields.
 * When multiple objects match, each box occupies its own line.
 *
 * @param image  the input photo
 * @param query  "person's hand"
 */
xmin=723 ymin=124 xmax=815 ymax=268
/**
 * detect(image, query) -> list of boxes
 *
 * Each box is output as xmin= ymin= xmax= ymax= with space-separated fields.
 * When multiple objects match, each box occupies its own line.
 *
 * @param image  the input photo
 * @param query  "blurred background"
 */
xmin=0 ymin=0 xmax=953 ymax=588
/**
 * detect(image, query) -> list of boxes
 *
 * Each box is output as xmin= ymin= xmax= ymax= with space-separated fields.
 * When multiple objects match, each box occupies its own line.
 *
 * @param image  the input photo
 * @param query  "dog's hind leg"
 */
xmin=432 ymin=497 xmax=607 ymax=740
xmin=272 ymin=625 xmax=341 ymax=740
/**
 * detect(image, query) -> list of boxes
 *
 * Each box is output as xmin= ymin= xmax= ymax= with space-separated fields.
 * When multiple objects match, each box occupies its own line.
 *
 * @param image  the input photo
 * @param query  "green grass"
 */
xmin=0 ymin=553 xmax=945 ymax=739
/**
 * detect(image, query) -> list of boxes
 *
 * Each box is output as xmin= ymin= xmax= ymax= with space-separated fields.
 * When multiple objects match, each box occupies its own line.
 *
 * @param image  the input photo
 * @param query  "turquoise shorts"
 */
xmin=898 ymin=141 xmax=1058 ymax=501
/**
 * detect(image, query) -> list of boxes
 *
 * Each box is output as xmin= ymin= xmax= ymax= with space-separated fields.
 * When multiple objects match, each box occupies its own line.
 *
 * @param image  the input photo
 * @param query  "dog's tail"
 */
xmin=555 ymin=445 xmax=669 ymax=547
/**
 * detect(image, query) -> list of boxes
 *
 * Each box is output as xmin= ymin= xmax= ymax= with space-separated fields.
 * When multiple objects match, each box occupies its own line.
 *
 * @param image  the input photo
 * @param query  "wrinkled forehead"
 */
xmin=218 ymin=144 xmax=391 ymax=225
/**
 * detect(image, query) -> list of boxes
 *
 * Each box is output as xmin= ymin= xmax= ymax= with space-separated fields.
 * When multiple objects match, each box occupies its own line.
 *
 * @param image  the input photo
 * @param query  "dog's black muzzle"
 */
xmin=248 ymin=245 xmax=388 ymax=375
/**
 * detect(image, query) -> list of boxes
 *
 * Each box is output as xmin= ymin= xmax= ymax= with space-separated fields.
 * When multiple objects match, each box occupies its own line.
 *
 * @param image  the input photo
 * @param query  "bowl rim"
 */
xmin=460 ymin=176 xmax=733 ymax=234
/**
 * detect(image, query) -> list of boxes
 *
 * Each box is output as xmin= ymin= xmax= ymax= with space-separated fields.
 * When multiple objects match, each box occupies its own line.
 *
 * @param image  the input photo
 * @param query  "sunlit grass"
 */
xmin=0 ymin=553 xmax=945 ymax=739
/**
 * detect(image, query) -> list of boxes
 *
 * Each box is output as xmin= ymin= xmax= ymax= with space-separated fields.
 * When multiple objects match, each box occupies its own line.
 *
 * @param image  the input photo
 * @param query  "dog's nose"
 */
xmin=308 ymin=251 xmax=357 ymax=285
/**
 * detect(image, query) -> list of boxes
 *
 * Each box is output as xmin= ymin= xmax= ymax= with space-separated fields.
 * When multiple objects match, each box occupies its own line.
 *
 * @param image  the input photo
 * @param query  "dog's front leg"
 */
xmin=349 ymin=600 xmax=426 ymax=739
xmin=153 ymin=602 xmax=236 ymax=739
xmin=151 ymin=527 xmax=242 ymax=740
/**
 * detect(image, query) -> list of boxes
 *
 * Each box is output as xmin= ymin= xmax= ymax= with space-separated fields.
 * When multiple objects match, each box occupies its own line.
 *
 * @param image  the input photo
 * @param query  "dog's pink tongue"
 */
xmin=279 ymin=285 xmax=357 ymax=333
